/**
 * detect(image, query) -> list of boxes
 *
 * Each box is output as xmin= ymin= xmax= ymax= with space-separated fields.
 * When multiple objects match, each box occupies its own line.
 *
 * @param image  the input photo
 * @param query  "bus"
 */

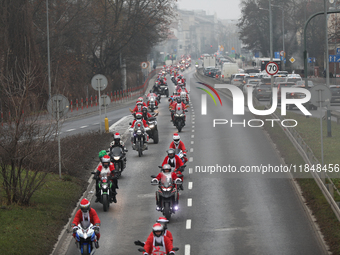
xmin=252 ymin=58 xmax=281 ymax=72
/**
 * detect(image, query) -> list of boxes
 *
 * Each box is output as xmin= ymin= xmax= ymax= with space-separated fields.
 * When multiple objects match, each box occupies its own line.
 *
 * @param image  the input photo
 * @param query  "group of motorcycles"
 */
xmin=74 ymin=58 xmax=192 ymax=255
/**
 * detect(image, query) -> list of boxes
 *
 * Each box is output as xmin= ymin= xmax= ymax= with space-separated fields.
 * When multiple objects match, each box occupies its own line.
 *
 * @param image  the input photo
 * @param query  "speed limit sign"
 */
xmin=265 ymin=62 xmax=279 ymax=76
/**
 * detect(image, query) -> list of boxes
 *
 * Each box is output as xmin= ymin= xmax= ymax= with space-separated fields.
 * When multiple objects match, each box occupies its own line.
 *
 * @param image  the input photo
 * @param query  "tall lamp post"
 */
xmin=259 ymin=3 xmax=285 ymax=72
xmin=259 ymin=0 xmax=274 ymax=89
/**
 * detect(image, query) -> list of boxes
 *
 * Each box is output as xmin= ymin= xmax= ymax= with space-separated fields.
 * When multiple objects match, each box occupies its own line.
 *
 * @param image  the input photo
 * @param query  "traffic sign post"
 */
xmin=310 ymin=85 xmax=332 ymax=165
xmin=91 ymin=74 xmax=108 ymax=134
xmin=47 ymin=94 xmax=69 ymax=179
xmin=265 ymin=61 xmax=279 ymax=75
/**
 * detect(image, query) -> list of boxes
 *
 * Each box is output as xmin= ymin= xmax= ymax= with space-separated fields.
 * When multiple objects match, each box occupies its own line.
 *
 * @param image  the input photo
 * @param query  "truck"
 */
xmin=203 ymin=55 xmax=216 ymax=68
xmin=221 ymin=62 xmax=239 ymax=82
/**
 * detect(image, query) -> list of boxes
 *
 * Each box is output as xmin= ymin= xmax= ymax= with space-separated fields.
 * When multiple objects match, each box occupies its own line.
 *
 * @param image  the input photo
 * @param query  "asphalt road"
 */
xmin=64 ymin=66 xmax=325 ymax=255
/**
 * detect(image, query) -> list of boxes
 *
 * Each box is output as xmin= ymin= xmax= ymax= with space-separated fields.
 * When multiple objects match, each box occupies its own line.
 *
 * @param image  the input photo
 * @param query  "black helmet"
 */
xmin=176 ymin=97 xmax=181 ymax=103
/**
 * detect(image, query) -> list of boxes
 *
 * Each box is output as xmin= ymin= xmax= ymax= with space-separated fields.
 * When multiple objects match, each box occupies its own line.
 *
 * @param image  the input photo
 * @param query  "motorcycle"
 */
xmin=172 ymin=108 xmax=188 ymax=132
xmin=109 ymin=147 xmax=127 ymax=178
xmin=91 ymin=170 xmax=114 ymax=212
xmin=146 ymin=113 xmax=159 ymax=144
xmin=73 ymin=223 xmax=98 ymax=255
xmin=151 ymin=171 xmax=183 ymax=220
xmin=148 ymin=95 xmax=158 ymax=112
xmin=137 ymin=247 xmax=179 ymax=255
xmin=159 ymin=83 xmax=169 ymax=97
xmin=130 ymin=120 xmax=150 ymax=157
xmin=174 ymin=148 xmax=186 ymax=164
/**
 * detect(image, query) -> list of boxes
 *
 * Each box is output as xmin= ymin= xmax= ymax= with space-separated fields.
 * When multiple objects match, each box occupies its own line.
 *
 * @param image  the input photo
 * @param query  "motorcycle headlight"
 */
xmin=137 ymin=130 xmax=142 ymax=135
xmin=162 ymin=187 xmax=171 ymax=191
xmin=149 ymin=124 xmax=155 ymax=128
xmin=102 ymin=184 xmax=108 ymax=189
xmin=180 ymin=114 xmax=184 ymax=117
xmin=114 ymin=156 xmax=120 ymax=160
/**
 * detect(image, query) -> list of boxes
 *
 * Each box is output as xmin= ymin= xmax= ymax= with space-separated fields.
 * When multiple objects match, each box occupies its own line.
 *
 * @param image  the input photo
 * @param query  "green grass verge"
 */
xmin=0 ymin=174 xmax=85 ymax=255
xmin=262 ymin=112 xmax=340 ymax=254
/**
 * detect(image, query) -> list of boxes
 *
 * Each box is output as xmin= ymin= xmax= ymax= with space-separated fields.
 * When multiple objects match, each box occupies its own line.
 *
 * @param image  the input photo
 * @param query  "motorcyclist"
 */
xmin=130 ymin=97 xmax=147 ymax=114
xmin=153 ymin=164 xmax=181 ymax=211
xmin=142 ymin=106 xmax=154 ymax=120
xmin=134 ymin=217 xmax=173 ymax=247
xmin=94 ymin=155 xmax=118 ymax=203
xmin=170 ymin=97 xmax=189 ymax=122
xmin=146 ymin=93 xmax=159 ymax=108
xmin=129 ymin=112 xmax=150 ymax=149
xmin=98 ymin=150 xmax=107 ymax=162
xmin=72 ymin=198 xmax=101 ymax=248
xmin=162 ymin=149 xmax=184 ymax=173
xmin=142 ymin=223 xmax=175 ymax=255
xmin=109 ymin=132 xmax=127 ymax=169
xmin=169 ymin=133 xmax=188 ymax=163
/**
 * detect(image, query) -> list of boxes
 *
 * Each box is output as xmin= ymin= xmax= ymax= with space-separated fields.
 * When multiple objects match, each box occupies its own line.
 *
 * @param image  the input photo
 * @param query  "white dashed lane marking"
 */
xmin=189 ymin=168 xmax=193 ymax=174
xmin=185 ymin=245 xmax=191 ymax=255
xmin=186 ymin=219 xmax=192 ymax=229
xmin=188 ymin=182 xmax=193 ymax=189
xmin=80 ymin=126 xmax=88 ymax=129
xmin=187 ymin=198 xmax=192 ymax=207
xmin=190 ymin=148 xmax=193 ymax=152
xmin=191 ymin=141 xmax=194 ymax=144
xmin=66 ymin=129 xmax=76 ymax=132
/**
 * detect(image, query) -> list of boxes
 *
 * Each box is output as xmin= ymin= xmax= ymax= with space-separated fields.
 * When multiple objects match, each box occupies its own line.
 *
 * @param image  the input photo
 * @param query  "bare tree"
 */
xmin=0 ymin=48 xmax=58 ymax=205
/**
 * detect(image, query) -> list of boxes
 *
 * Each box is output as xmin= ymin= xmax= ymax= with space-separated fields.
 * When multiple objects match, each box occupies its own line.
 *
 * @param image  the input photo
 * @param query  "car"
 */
xmin=274 ymin=82 xmax=296 ymax=105
xmin=207 ymin=68 xmax=219 ymax=77
xmin=253 ymin=83 xmax=272 ymax=100
xmin=296 ymin=80 xmax=314 ymax=87
xmin=231 ymin=73 xmax=247 ymax=86
xmin=243 ymin=80 xmax=260 ymax=94
xmin=274 ymin=76 xmax=286 ymax=87
xmin=284 ymin=76 xmax=302 ymax=84
xmin=330 ymin=85 xmax=340 ymax=104
xmin=285 ymin=84 xmax=317 ymax=110
xmin=203 ymin=66 xmax=215 ymax=75
xmin=241 ymin=77 xmax=260 ymax=90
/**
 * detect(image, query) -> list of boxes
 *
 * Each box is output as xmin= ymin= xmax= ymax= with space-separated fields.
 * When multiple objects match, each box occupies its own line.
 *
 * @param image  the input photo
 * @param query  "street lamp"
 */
xmin=259 ymin=0 xmax=274 ymax=90
xmin=259 ymin=3 xmax=285 ymax=71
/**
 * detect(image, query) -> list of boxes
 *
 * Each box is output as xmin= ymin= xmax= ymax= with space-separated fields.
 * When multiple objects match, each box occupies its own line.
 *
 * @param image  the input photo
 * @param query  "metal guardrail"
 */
xmin=195 ymin=68 xmax=340 ymax=222
xmin=271 ymin=112 xmax=340 ymax=222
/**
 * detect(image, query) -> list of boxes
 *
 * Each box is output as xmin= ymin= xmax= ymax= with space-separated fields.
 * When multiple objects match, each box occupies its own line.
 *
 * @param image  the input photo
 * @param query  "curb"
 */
xmin=50 ymin=70 xmax=159 ymax=255
xmin=50 ymin=116 xmax=133 ymax=255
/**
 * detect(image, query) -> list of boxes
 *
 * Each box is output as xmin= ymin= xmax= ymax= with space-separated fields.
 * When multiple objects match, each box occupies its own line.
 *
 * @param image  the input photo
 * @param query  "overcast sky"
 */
xmin=177 ymin=0 xmax=242 ymax=20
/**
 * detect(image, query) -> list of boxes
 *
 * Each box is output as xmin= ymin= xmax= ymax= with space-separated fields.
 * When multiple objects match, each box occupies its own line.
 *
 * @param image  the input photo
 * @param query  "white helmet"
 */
xmin=173 ymin=133 xmax=180 ymax=146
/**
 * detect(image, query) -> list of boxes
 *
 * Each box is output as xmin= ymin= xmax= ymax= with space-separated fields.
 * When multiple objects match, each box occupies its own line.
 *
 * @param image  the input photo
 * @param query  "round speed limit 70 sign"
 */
xmin=265 ymin=62 xmax=279 ymax=76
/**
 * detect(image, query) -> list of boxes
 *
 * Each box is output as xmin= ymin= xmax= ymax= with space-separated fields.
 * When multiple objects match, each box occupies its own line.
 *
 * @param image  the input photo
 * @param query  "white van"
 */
xmin=221 ymin=62 xmax=239 ymax=82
